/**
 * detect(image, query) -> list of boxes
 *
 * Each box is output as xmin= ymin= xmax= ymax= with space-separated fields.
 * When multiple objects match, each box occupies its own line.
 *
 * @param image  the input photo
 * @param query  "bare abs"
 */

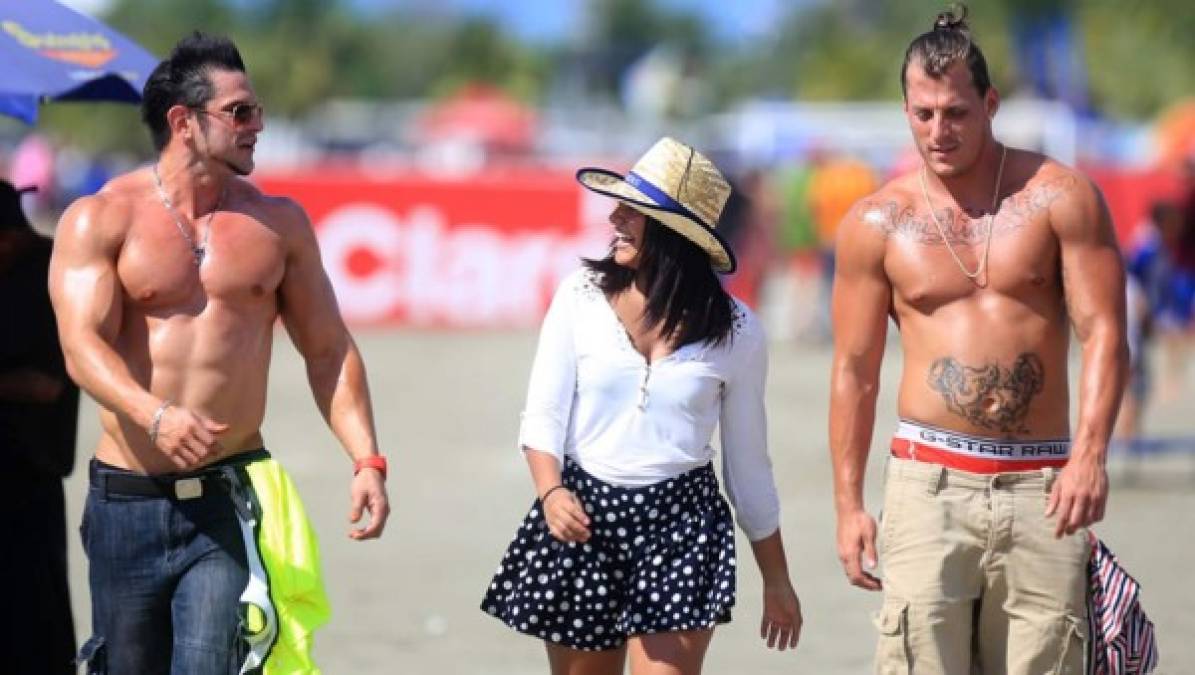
xmin=927 ymin=353 xmax=1045 ymax=433
xmin=858 ymin=166 xmax=1080 ymax=439
xmin=97 ymin=303 xmax=278 ymax=470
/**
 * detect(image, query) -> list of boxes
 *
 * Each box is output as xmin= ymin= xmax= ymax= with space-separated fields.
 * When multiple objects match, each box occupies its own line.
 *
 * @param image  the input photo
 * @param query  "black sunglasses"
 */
xmin=192 ymin=102 xmax=264 ymax=126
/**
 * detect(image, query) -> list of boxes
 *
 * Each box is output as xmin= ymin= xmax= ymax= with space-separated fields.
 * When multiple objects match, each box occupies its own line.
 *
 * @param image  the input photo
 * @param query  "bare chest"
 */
xmin=883 ymin=204 xmax=1061 ymax=313
xmin=118 ymin=210 xmax=286 ymax=311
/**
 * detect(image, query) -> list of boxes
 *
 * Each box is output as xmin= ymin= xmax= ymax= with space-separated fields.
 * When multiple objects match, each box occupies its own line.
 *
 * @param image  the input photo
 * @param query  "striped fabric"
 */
xmin=1086 ymin=535 xmax=1159 ymax=674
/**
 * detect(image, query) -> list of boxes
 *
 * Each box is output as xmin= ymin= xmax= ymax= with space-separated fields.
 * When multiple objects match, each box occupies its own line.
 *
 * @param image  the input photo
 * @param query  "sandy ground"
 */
xmin=64 ymin=330 xmax=1195 ymax=674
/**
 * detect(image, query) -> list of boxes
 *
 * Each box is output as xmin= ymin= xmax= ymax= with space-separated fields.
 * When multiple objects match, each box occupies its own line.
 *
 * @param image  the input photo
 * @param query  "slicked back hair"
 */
xmin=583 ymin=215 xmax=735 ymax=350
xmin=141 ymin=32 xmax=246 ymax=151
xmin=900 ymin=3 xmax=992 ymax=98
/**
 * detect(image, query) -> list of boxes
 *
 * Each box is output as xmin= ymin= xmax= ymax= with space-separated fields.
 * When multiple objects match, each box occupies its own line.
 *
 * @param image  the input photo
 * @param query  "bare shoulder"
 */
xmin=1021 ymin=153 xmax=1085 ymax=186
xmin=1015 ymin=154 xmax=1098 ymax=207
xmin=228 ymin=179 xmax=316 ymax=251
xmin=238 ymin=181 xmax=313 ymax=234
xmin=1020 ymin=155 xmax=1110 ymax=238
xmin=840 ymin=174 xmax=920 ymax=242
xmin=55 ymin=169 xmax=146 ymax=251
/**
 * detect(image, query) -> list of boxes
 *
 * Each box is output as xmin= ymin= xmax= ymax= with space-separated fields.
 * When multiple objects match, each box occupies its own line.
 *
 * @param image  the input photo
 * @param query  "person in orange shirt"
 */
xmin=809 ymin=155 xmax=880 ymax=249
xmin=808 ymin=154 xmax=878 ymax=339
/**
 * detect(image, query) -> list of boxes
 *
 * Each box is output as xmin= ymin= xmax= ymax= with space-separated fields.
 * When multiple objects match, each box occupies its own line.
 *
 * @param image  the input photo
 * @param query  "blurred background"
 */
xmin=3 ymin=0 xmax=1194 ymax=672
xmin=6 ymin=0 xmax=1195 ymax=334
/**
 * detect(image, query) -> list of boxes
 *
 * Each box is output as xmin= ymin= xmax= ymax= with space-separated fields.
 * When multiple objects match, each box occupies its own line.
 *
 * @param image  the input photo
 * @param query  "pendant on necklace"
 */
xmin=193 ymin=247 xmax=205 ymax=266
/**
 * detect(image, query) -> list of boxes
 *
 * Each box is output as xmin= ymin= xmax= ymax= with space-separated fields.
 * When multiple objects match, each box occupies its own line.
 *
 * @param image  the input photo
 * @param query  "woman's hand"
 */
xmin=760 ymin=580 xmax=802 ymax=651
xmin=748 ymin=529 xmax=802 ymax=650
xmin=542 ymin=488 xmax=591 ymax=543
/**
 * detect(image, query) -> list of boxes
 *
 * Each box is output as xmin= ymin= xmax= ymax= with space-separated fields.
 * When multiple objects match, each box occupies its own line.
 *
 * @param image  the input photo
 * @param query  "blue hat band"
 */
xmin=625 ymin=172 xmax=708 ymax=228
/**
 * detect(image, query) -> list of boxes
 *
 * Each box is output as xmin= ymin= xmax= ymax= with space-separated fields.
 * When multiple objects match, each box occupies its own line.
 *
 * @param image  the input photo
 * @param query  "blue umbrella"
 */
xmin=0 ymin=0 xmax=158 ymax=124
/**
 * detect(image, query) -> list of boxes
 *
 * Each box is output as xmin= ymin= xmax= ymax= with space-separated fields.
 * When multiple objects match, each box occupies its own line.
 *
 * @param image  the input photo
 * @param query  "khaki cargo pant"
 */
xmin=874 ymin=457 xmax=1090 ymax=675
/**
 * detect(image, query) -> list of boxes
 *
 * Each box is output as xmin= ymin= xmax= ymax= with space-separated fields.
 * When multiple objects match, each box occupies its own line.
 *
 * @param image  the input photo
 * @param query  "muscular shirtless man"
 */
xmin=49 ymin=33 xmax=389 ymax=673
xmin=829 ymin=7 xmax=1127 ymax=674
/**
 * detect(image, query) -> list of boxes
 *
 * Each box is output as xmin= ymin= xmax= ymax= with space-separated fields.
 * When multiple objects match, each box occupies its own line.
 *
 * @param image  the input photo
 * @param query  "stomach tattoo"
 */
xmin=927 ymin=353 xmax=1045 ymax=433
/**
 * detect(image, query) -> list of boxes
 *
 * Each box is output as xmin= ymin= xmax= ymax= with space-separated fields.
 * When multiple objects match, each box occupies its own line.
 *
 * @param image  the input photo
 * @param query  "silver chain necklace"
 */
xmin=919 ymin=143 xmax=1007 ymax=283
xmin=151 ymin=164 xmax=224 ymax=266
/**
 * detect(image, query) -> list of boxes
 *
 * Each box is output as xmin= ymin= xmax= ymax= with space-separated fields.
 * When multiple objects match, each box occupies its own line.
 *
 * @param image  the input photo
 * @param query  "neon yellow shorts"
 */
xmin=220 ymin=451 xmax=331 ymax=675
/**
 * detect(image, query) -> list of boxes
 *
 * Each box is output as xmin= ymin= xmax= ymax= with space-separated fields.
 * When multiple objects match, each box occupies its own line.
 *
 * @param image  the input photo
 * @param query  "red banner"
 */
xmin=256 ymin=165 xmax=1187 ymax=327
xmin=1085 ymin=166 xmax=1186 ymax=246
xmin=256 ymin=168 xmax=612 ymax=327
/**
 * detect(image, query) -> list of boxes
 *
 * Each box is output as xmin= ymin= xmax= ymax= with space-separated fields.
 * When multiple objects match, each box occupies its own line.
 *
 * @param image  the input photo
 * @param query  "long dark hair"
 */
xmin=583 ymin=215 xmax=735 ymax=349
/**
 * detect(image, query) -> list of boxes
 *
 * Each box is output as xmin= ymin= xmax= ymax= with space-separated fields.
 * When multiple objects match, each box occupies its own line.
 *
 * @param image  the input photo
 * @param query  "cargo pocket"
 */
xmin=1052 ymin=614 xmax=1088 ymax=674
xmin=872 ymin=600 xmax=911 ymax=675
xmin=76 ymin=636 xmax=106 ymax=674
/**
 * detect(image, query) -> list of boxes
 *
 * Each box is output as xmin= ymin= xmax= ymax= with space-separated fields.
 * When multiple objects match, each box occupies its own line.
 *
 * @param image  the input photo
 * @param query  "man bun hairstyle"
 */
xmin=141 ymin=31 xmax=246 ymax=151
xmin=900 ymin=3 xmax=992 ymax=98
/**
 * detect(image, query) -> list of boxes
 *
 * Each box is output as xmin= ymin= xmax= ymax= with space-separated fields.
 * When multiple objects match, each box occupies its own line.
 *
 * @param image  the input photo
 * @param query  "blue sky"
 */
xmin=349 ymin=0 xmax=811 ymax=44
xmin=62 ymin=0 xmax=816 ymax=45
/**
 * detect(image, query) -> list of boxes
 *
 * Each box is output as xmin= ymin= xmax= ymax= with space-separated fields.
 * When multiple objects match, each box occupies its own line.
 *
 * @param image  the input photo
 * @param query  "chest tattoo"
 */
xmin=862 ymin=175 xmax=1075 ymax=245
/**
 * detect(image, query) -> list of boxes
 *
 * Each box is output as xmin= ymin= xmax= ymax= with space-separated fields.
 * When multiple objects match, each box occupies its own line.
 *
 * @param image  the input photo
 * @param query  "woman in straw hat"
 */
xmin=481 ymin=138 xmax=802 ymax=673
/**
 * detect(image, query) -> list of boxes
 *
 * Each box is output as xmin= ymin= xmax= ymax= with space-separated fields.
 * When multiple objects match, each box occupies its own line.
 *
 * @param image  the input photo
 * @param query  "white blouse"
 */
xmin=518 ymin=268 xmax=780 ymax=541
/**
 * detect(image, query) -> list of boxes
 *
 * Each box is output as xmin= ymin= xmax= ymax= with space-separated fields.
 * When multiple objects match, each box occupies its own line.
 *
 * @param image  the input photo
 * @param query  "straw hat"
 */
xmin=576 ymin=137 xmax=737 ymax=273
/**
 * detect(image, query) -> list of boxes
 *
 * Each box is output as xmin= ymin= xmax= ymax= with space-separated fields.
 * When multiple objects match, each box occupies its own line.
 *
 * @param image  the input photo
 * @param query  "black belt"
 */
xmin=90 ymin=448 xmax=269 ymax=500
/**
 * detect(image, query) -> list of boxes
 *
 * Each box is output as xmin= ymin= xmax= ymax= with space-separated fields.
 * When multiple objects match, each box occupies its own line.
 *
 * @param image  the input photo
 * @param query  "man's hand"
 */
xmin=1046 ymin=453 xmax=1107 ymax=538
xmin=542 ymin=488 xmax=590 ymax=543
xmin=349 ymin=468 xmax=389 ymax=540
xmin=153 ymin=406 xmax=228 ymax=470
xmin=836 ymin=509 xmax=882 ymax=591
xmin=760 ymin=580 xmax=802 ymax=651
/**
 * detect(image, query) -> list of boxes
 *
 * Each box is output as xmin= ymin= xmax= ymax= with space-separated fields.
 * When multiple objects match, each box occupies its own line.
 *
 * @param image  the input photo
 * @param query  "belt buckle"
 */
xmin=174 ymin=477 xmax=203 ymax=500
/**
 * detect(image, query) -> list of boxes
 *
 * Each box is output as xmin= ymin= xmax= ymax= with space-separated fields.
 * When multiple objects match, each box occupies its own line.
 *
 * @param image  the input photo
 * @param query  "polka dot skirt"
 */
xmin=481 ymin=457 xmax=736 ymax=651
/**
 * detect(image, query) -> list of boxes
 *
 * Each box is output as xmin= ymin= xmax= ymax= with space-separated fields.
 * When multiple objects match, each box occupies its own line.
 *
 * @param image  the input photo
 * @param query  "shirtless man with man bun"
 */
xmin=828 ymin=5 xmax=1127 ymax=673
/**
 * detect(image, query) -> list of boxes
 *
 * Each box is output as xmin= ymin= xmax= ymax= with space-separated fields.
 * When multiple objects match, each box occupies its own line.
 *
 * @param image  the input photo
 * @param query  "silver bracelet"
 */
xmin=149 ymin=399 xmax=173 ymax=444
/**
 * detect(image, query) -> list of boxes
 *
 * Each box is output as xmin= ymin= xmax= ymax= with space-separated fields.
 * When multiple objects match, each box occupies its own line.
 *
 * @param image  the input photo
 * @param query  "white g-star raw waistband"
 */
xmin=895 ymin=420 xmax=1071 ymax=461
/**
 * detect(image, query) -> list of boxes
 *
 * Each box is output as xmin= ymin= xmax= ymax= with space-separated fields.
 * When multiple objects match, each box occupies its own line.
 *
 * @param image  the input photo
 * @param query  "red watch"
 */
xmin=353 ymin=455 xmax=388 ymax=480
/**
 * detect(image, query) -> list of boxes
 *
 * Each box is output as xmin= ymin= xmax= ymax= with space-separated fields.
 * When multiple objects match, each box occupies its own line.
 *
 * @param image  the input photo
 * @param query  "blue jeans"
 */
xmin=79 ymin=459 xmax=250 ymax=674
